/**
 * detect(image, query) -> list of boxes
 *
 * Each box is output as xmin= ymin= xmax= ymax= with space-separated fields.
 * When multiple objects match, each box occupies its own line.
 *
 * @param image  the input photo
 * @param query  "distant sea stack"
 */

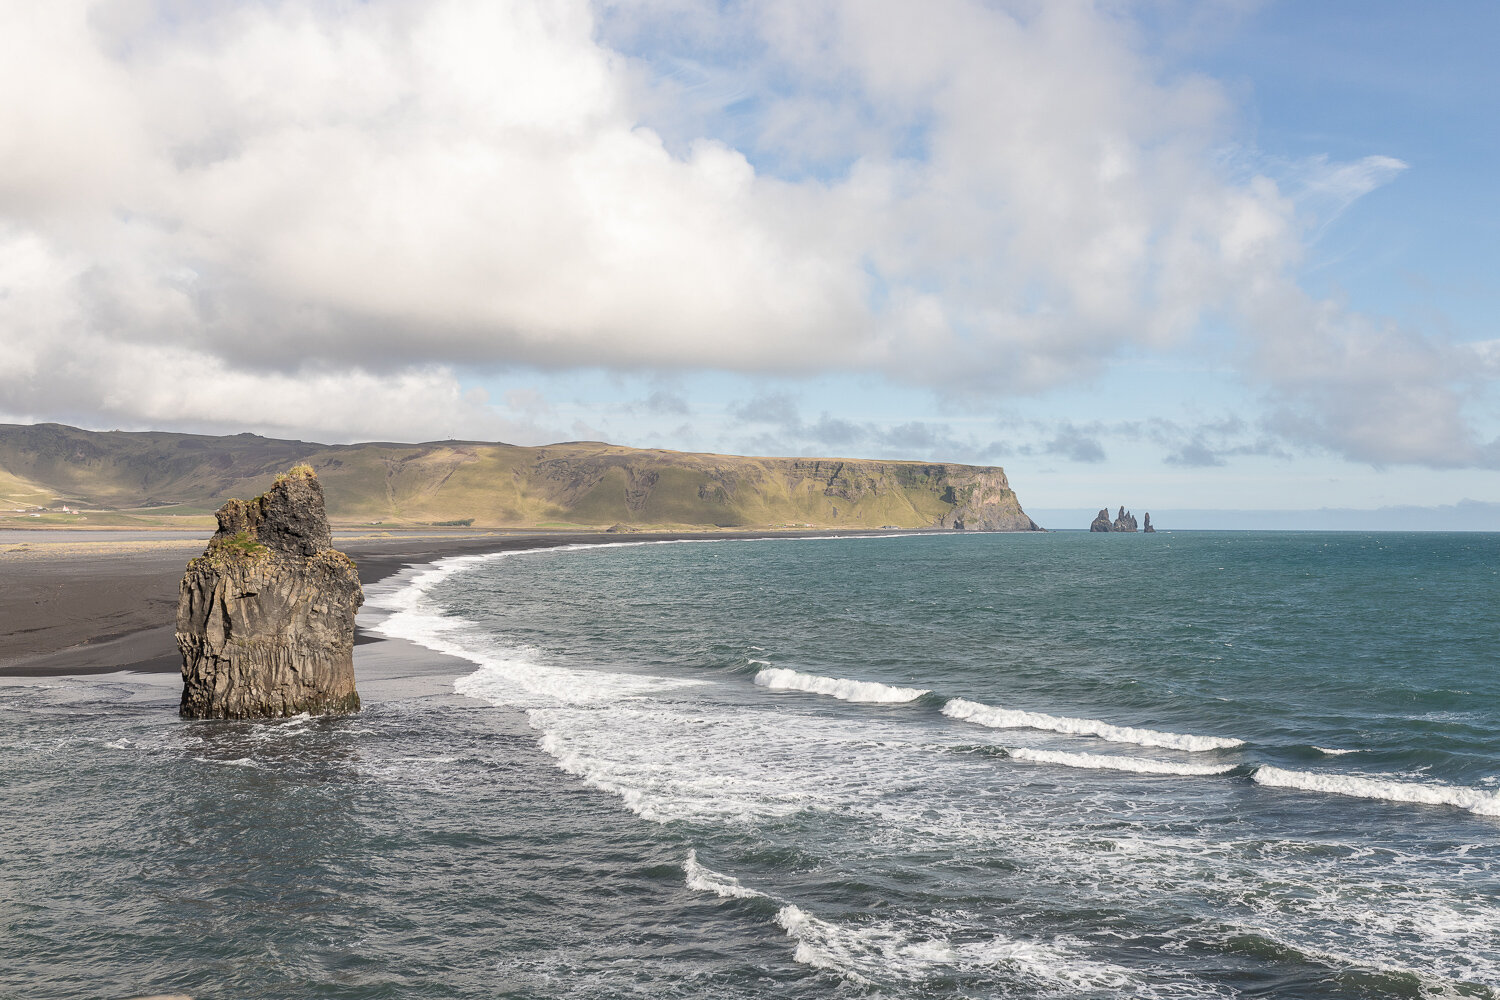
xmin=1089 ymin=506 xmax=1150 ymax=532
xmin=176 ymin=466 xmax=363 ymax=719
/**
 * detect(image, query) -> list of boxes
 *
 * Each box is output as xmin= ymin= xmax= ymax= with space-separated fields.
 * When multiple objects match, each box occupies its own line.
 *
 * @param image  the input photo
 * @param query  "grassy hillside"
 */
xmin=0 ymin=423 xmax=1041 ymax=532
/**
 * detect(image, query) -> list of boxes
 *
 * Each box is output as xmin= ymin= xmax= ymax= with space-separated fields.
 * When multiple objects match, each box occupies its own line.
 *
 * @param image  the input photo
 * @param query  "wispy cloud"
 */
xmin=1042 ymin=425 xmax=1108 ymax=464
xmin=1285 ymin=154 xmax=1409 ymax=240
xmin=728 ymin=391 xmax=981 ymax=461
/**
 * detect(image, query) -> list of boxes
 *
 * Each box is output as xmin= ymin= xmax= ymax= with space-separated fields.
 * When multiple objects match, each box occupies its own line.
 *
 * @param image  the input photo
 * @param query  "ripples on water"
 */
xmin=2 ymin=531 xmax=1498 ymax=998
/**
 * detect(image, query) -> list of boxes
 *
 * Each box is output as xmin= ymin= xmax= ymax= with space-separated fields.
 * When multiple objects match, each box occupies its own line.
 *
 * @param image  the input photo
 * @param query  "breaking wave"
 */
xmin=769 ymin=903 xmax=1209 ymax=995
xmin=684 ymin=850 xmax=768 ymax=900
xmin=754 ymin=667 xmax=929 ymax=704
xmin=941 ymin=698 xmax=1243 ymax=752
xmin=1006 ymin=747 xmax=1239 ymax=776
xmin=1253 ymin=765 xmax=1500 ymax=816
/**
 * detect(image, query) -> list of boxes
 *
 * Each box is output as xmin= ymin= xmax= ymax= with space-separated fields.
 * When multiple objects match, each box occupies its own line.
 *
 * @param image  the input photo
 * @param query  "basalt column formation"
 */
xmin=176 ymin=466 xmax=363 ymax=719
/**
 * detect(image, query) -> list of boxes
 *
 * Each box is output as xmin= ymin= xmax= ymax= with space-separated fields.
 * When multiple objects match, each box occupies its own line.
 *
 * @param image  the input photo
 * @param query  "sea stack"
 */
xmin=176 ymin=466 xmax=362 ymax=719
xmin=1089 ymin=506 xmax=1142 ymax=532
xmin=1143 ymin=513 xmax=1155 ymax=533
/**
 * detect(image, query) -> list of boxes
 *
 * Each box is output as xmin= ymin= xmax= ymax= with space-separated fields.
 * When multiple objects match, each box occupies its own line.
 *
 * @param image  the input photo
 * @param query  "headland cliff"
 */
xmin=0 ymin=423 xmax=1042 ymax=532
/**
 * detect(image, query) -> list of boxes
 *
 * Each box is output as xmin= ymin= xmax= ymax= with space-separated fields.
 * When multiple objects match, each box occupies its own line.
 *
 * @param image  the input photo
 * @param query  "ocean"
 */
xmin=2 ymin=531 xmax=1497 ymax=998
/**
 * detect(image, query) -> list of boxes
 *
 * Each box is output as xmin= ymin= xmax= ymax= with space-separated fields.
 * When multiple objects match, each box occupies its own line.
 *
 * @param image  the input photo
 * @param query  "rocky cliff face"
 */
xmin=176 ymin=467 xmax=362 ymax=719
xmin=1090 ymin=508 xmax=1113 ymax=532
xmin=934 ymin=468 xmax=1042 ymax=531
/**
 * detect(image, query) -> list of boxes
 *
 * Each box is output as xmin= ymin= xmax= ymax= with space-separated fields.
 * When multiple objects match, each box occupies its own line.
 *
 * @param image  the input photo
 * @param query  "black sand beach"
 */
xmin=0 ymin=528 xmax=848 ymax=677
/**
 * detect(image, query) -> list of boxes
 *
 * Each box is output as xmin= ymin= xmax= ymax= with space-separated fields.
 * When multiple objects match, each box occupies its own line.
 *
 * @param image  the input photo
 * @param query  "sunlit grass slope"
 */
xmin=0 ymin=423 xmax=1039 ymax=531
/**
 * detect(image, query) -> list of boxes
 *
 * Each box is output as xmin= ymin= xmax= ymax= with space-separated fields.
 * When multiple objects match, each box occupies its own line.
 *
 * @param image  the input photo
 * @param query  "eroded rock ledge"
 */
xmin=176 ymin=466 xmax=362 ymax=719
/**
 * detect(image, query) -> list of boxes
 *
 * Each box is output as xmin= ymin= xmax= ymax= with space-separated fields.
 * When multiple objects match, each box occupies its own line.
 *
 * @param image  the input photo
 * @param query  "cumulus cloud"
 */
xmin=1239 ymin=289 xmax=1497 ymax=467
xmin=0 ymin=0 xmax=1486 ymax=466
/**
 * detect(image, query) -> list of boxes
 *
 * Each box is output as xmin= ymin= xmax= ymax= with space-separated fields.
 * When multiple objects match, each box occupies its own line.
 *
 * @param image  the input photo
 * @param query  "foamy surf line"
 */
xmin=367 ymin=533 xmax=931 ymax=627
xmin=1253 ymin=765 xmax=1500 ymax=816
xmin=754 ymin=667 xmax=929 ymax=704
xmin=367 ymin=543 xmax=702 ymax=648
xmin=1007 ymin=747 xmax=1238 ymax=776
xmin=685 ymin=849 xmax=770 ymax=900
xmin=942 ymin=698 xmax=1243 ymax=752
xmin=685 ymin=853 xmax=1167 ymax=994
xmin=367 ymin=549 xmax=709 ymax=710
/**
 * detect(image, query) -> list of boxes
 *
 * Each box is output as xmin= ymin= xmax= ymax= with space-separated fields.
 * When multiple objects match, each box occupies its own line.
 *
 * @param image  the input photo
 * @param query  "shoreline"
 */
xmin=0 ymin=527 xmax=903 ymax=678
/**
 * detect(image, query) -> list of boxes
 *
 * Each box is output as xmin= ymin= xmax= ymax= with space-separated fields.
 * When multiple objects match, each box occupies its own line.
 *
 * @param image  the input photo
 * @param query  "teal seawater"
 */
xmin=2 ymin=531 xmax=1497 ymax=998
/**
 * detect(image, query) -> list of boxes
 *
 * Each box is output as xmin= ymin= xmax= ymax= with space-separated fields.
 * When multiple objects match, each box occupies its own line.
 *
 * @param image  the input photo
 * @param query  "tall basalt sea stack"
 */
xmin=177 ymin=466 xmax=363 ymax=719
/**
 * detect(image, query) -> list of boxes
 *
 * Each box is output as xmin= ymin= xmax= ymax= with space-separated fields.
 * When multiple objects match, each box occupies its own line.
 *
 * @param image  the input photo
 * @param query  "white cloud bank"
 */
xmin=0 ymin=0 xmax=1492 ymax=463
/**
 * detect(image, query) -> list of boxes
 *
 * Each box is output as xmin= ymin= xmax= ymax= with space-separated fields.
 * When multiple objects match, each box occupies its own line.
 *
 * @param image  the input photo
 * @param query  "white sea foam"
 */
xmin=772 ymin=902 xmax=1178 ymax=994
xmin=1314 ymin=746 xmax=1360 ymax=756
xmin=1229 ymin=887 xmax=1500 ymax=996
xmin=941 ymin=698 xmax=1243 ymax=752
xmin=1007 ymin=747 xmax=1238 ymax=777
xmin=684 ymin=850 xmax=768 ymax=900
xmin=369 ymin=551 xmax=705 ymax=711
xmin=377 ymin=548 xmax=941 ymax=826
xmin=453 ymin=650 xmax=704 ymax=710
xmin=532 ymin=705 xmax=868 ymax=824
xmin=1253 ymin=766 xmax=1500 ymax=816
xmin=754 ymin=667 xmax=929 ymax=704
xmin=192 ymin=756 xmax=261 ymax=769
xmin=773 ymin=904 xmax=875 ymax=985
xmin=371 ymin=542 xmax=1499 ymax=993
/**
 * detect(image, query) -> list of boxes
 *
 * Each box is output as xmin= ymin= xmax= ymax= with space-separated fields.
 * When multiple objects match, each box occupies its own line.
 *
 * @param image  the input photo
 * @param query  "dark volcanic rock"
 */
xmin=176 ymin=467 xmax=362 ymax=719
xmin=1143 ymin=512 xmax=1155 ymax=533
xmin=1090 ymin=505 xmax=1144 ymax=532
xmin=935 ymin=467 xmax=1043 ymax=531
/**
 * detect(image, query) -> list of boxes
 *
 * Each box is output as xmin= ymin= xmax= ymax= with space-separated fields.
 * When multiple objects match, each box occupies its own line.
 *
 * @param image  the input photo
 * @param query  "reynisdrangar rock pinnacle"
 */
xmin=176 ymin=466 xmax=362 ymax=719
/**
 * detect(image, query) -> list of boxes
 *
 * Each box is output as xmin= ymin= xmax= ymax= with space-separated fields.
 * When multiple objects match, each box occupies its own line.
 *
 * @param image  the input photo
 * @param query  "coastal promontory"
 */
xmin=176 ymin=466 xmax=362 ymax=719
xmin=0 ymin=422 xmax=1043 ymax=532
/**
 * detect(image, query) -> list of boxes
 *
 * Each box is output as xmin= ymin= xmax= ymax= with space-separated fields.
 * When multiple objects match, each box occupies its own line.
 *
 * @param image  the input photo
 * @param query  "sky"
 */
xmin=1 ymin=0 xmax=1497 ymax=516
